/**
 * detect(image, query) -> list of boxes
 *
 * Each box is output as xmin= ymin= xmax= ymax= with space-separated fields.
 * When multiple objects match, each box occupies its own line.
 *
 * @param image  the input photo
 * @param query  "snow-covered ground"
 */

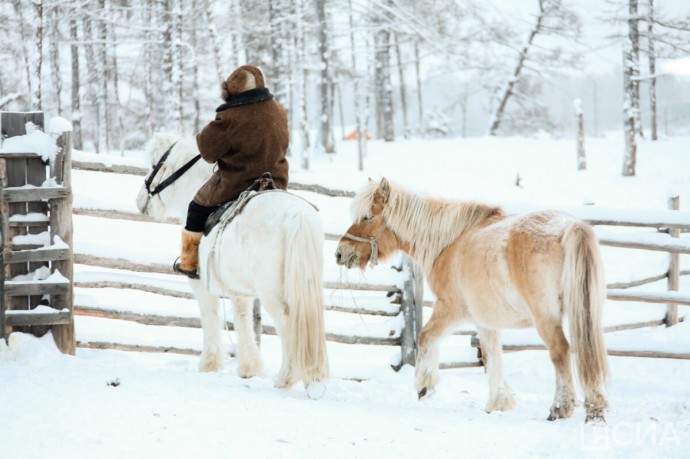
xmin=2 ymin=131 xmax=690 ymax=458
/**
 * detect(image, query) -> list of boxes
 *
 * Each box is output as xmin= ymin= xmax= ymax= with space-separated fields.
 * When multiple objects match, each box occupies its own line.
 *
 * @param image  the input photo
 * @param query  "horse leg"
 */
xmin=533 ymin=319 xmax=577 ymax=420
xmin=232 ymin=296 xmax=263 ymax=379
xmin=415 ymin=298 xmax=465 ymax=399
xmin=259 ymin=293 xmax=296 ymax=388
xmin=478 ymin=327 xmax=516 ymax=412
xmin=189 ymin=279 xmax=224 ymax=372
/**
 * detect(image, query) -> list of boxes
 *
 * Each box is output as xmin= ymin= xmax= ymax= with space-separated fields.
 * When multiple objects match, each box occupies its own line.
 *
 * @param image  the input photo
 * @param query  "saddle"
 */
xmin=203 ymin=172 xmax=277 ymax=236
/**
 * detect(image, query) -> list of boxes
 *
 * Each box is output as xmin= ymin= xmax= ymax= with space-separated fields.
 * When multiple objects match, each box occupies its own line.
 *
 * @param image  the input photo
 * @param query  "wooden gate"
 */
xmin=0 ymin=111 xmax=75 ymax=354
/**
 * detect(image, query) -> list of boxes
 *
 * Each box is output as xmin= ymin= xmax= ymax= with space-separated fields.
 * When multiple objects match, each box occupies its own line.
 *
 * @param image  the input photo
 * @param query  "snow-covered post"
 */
xmin=397 ymin=257 xmax=424 ymax=370
xmin=666 ymin=195 xmax=680 ymax=327
xmin=574 ymin=98 xmax=586 ymax=171
xmin=50 ymin=117 xmax=76 ymax=354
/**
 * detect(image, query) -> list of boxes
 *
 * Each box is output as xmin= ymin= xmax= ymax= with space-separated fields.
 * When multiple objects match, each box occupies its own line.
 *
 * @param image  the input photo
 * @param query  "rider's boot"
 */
xmin=173 ymin=229 xmax=203 ymax=279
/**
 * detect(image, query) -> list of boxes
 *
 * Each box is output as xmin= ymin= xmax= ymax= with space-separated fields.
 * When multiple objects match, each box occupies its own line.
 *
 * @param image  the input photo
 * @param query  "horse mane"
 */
xmin=144 ymin=133 xmax=205 ymax=172
xmin=352 ymin=180 xmax=505 ymax=270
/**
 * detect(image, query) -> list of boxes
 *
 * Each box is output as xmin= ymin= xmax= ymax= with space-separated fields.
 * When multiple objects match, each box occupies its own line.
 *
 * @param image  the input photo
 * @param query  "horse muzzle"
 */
xmin=335 ymin=244 xmax=360 ymax=269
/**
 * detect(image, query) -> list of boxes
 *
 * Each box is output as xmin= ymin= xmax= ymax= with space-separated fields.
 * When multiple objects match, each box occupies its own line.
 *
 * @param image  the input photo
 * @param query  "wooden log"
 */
xmin=4 ymin=281 xmax=70 ymax=296
xmin=74 ymin=305 xmax=401 ymax=346
xmin=438 ymin=360 xmax=483 ymax=370
xmin=78 ymin=341 xmax=202 ymax=356
xmin=606 ymin=289 xmax=690 ymax=306
xmin=73 ymin=208 xmax=180 ymax=225
xmin=72 ymin=160 xmax=148 ymax=176
xmin=398 ymin=257 xmax=424 ymax=368
xmin=597 ymin=235 xmax=690 ymax=254
xmin=666 ymin=196 xmax=680 ymax=327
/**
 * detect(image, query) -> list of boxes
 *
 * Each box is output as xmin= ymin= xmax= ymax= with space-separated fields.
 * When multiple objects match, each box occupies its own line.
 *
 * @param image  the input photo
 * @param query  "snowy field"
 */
xmin=2 ymin=131 xmax=690 ymax=458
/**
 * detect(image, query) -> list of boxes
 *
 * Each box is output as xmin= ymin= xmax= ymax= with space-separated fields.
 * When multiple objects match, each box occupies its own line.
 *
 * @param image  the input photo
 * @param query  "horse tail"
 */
xmin=283 ymin=209 xmax=329 ymax=384
xmin=561 ymin=221 xmax=609 ymax=395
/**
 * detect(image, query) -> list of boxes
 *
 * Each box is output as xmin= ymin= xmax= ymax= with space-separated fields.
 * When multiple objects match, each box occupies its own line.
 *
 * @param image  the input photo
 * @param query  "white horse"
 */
xmin=136 ymin=133 xmax=329 ymax=392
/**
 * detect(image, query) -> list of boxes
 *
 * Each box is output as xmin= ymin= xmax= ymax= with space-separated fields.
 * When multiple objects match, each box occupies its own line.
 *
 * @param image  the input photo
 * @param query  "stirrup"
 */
xmin=173 ymin=257 xmax=200 ymax=279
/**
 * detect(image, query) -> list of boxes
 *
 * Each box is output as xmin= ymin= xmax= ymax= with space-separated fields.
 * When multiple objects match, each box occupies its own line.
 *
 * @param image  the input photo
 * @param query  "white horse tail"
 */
xmin=561 ymin=221 xmax=609 ymax=394
xmin=283 ymin=211 xmax=329 ymax=384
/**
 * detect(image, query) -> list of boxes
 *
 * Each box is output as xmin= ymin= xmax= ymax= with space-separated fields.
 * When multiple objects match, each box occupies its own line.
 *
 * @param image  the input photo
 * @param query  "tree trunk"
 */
xmin=69 ymin=18 xmax=83 ymax=149
xmin=49 ymin=5 xmax=62 ymax=114
xmin=574 ymin=99 xmax=586 ymax=170
xmin=414 ymin=40 xmax=423 ymax=136
xmin=33 ymin=0 xmax=44 ymax=110
xmin=295 ymin=0 xmax=310 ymax=169
xmin=374 ymin=24 xmax=394 ymax=142
xmin=623 ymin=48 xmax=637 ymax=177
xmin=394 ymin=32 xmax=409 ymax=139
xmin=269 ymin=0 xmax=290 ymax=107
xmin=348 ymin=0 xmax=366 ymax=170
xmin=629 ymin=0 xmax=644 ymax=138
xmin=489 ymin=1 xmax=544 ymax=136
xmin=97 ymin=0 xmax=109 ymax=150
xmin=205 ymin=0 xmax=224 ymax=84
xmin=316 ymin=0 xmax=335 ymax=153
xmin=648 ymin=0 xmax=658 ymax=141
xmin=82 ymin=10 xmax=100 ymax=152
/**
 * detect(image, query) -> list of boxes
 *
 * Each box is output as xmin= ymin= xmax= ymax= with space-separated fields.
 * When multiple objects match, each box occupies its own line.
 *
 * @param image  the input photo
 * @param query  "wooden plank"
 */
xmin=6 ymin=311 xmax=71 ymax=327
xmin=5 ymin=248 xmax=70 ymax=264
xmin=1 ymin=186 xmax=69 ymax=202
xmin=4 ymin=282 xmax=70 ymax=297
xmin=0 ymin=157 xmax=6 ymax=341
xmin=0 ymin=152 xmax=45 ymax=159
xmin=50 ymin=131 xmax=76 ymax=355
xmin=0 ymin=111 xmax=44 ymax=138
xmin=439 ymin=361 xmax=483 ymax=369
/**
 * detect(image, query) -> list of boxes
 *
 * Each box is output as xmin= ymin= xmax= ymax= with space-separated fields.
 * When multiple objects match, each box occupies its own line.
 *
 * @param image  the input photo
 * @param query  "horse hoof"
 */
xmin=585 ymin=413 xmax=607 ymax=425
xmin=418 ymin=387 xmax=434 ymax=400
xmin=306 ymin=380 xmax=326 ymax=400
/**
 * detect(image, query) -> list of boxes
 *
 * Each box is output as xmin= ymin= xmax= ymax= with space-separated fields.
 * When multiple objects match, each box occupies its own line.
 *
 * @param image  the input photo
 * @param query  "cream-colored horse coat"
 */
xmin=337 ymin=178 xmax=609 ymax=422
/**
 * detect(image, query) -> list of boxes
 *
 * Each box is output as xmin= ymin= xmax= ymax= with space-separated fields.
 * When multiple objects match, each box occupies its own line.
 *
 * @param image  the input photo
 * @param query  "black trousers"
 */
xmin=185 ymin=200 xmax=219 ymax=232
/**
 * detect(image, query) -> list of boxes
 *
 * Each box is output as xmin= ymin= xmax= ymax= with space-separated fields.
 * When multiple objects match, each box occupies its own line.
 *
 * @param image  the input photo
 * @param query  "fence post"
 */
xmin=666 ymin=195 xmax=680 ymax=327
xmin=398 ymin=256 xmax=424 ymax=369
xmin=253 ymin=298 xmax=262 ymax=347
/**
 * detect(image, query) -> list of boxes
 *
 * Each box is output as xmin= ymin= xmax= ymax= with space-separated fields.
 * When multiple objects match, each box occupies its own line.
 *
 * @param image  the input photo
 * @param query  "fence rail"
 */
xmin=68 ymin=158 xmax=689 ymax=365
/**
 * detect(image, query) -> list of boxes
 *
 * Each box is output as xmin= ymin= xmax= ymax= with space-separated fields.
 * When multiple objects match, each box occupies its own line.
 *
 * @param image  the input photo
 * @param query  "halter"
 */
xmin=343 ymin=223 xmax=387 ymax=268
xmin=144 ymin=141 xmax=202 ymax=197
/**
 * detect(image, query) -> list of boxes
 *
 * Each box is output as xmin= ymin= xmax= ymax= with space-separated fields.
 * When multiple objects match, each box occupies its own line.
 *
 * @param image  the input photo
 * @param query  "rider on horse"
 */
xmin=174 ymin=64 xmax=290 ymax=278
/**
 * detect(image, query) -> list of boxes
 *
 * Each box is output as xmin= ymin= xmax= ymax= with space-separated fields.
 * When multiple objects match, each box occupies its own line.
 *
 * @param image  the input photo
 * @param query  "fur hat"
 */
xmin=221 ymin=65 xmax=266 ymax=100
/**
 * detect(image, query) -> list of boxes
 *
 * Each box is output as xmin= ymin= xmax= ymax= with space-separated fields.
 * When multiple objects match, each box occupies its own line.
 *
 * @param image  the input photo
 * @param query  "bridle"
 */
xmin=342 ymin=222 xmax=387 ymax=267
xmin=144 ymin=142 xmax=202 ymax=197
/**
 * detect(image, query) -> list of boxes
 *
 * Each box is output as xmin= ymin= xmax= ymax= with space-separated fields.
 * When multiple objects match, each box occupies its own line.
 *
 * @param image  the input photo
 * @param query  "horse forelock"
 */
xmin=353 ymin=180 xmax=504 ymax=270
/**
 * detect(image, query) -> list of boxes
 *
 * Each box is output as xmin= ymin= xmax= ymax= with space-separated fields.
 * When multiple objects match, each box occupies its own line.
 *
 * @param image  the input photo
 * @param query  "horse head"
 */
xmin=136 ymin=134 xmax=211 ymax=220
xmin=335 ymin=178 xmax=396 ymax=270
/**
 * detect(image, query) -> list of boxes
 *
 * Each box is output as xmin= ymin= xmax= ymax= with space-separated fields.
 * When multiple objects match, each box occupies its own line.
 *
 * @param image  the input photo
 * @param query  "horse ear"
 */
xmin=378 ymin=178 xmax=390 ymax=203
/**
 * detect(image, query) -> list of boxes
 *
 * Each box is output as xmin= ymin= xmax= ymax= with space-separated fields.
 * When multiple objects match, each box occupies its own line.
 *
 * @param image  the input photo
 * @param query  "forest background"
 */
xmin=2 ymin=0 xmax=690 ymax=174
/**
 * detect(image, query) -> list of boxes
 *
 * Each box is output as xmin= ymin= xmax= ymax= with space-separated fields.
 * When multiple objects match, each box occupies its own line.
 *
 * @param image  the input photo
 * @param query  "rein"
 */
xmin=144 ymin=142 xmax=202 ymax=197
xmin=343 ymin=223 xmax=387 ymax=268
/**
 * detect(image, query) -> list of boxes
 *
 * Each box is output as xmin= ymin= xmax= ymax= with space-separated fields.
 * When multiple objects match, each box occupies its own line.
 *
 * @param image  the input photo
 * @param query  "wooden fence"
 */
xmin=0 ymin=111 xmax=75 ymax=354
xmin=63 ymin=154 xmax=690 ymax=365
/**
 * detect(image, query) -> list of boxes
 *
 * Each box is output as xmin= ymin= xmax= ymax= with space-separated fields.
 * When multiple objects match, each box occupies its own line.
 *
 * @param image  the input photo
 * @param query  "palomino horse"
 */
xmin=136 ymin=133 xmax=328 ymax=393
xmin=335 ymin=178 xmax=609 ymax=422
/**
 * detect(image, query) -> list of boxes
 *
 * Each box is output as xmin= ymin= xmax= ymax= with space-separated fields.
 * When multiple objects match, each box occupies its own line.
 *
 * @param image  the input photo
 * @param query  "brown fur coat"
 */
xmin=193 ymin=66 xmax=289 ymax=207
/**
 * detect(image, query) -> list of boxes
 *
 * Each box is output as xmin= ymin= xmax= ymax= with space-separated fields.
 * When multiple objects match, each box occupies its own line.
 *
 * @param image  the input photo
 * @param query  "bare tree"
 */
xmin=488 ymin=0 xmax=580 ymax=135
xmin=69 ymin=16 xmax=83 ymax=149
xmin=315 ymin=0 xmax=335 ymax=153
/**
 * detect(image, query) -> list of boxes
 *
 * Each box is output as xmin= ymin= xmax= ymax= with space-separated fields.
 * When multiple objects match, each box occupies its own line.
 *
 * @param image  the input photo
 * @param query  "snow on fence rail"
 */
xmin=69 ymin=159 xmax=689 ymax=364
